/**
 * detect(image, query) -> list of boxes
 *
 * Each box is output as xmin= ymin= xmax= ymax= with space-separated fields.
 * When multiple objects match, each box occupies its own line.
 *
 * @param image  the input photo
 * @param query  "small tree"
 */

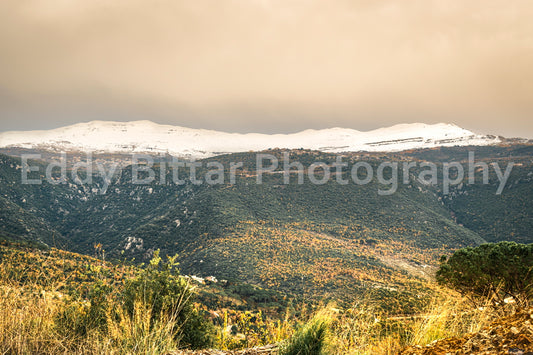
xmin=436 ymin=242 xmax=533 ymax=307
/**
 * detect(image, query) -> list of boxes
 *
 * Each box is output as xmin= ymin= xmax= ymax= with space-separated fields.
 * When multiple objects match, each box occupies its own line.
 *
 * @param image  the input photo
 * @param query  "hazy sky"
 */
xmin=1 ymin=0 xmax=532 ymax=137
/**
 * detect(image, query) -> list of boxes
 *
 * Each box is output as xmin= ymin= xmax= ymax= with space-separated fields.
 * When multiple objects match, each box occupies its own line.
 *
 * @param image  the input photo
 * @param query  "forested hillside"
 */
xmin=0 ymin=146 xmax=532 ymax=305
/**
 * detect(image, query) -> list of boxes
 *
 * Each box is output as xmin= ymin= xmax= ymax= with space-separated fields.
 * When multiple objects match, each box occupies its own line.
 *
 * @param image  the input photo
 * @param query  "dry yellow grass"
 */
xmin=0 ymin=284 xmax=71 ymax=354
xmin=106 ymin=300 xmax=180 ymax=354
xmin=0 ymin=247 xmax=511 ymax=355
xmin=408 ymin=292 xmax=499 ymax=346
xmin=0 ymin=282 xmax=181 ymax=355
xmin=327 ymin=289 xmax=507 ymax=354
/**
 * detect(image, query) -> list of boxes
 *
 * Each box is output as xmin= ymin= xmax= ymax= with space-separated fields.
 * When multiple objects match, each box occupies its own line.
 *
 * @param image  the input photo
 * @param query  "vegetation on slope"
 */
xmin=2 ymin=241 xmax=532 ymax=354
xmin=0 ymin=146 xmax=532 ymax=353
xmin=437 ymin=242 xmax=533 ymax=307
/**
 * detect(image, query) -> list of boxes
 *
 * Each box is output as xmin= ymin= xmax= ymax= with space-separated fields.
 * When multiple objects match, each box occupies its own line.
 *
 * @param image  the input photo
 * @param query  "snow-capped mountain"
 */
xmin=0 ymin=120 xmax=501 ymax=158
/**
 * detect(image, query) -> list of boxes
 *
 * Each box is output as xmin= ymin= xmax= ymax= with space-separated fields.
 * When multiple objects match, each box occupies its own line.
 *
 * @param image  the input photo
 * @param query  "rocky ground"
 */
xmin=169 ymin=344 xmax=278 ymax=355
xmin=401 ymin=308 xmax=533 ymax=355
xmin=168 ymin=309 xmax=533 ymax=355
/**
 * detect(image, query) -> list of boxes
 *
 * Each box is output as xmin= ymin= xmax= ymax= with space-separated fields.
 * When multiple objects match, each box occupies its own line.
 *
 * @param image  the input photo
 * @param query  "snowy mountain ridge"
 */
xmin=0 ymin=120 xmax=501 ymax=158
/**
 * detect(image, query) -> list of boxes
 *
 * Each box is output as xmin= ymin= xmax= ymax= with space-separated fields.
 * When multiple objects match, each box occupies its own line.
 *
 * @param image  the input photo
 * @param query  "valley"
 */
xmin=1 ymin=145 xmax=532 ymax=302
xmin=0 ymin=140 xmax=532 ymax=353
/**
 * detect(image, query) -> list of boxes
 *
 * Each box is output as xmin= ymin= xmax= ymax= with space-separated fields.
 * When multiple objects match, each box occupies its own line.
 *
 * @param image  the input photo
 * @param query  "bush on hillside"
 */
xmin=57 ymin=250 xmax=214 ymax=349
xmin=279 ymin=311 xmax=332 ymax=355
xmin=122 ymin=250 xmax=215 ymax=349
xmin=436 ymin=242 xmax=533 ymax=307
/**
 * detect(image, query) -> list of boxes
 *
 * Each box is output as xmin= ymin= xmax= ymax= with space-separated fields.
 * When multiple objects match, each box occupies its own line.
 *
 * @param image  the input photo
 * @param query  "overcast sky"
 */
xmin=1 ymin=0 xmax=532 ymax=137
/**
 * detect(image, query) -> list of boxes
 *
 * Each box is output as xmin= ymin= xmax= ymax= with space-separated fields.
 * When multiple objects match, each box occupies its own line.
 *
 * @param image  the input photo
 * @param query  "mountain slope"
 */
xmin=0 ymin=146 xmax=531 ymax=305
xmin=0 ymin=149 xmax=488 ymax=307
xmin=0 ymin=121 xmax=500 ymax=158
xmin=403 ymin=145 xmax=533 ymax=244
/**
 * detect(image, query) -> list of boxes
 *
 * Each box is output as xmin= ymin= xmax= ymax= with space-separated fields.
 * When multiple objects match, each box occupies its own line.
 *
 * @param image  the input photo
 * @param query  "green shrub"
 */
xmin=122 ymin=250 xmax=214 ymax=349
xmin=280 ymin=313 xmax=331 ymax=355
xmin=436 ymin=242 xmax=533 ymax=307
xmin=56 ymin=278 xmax=114 ymax=337
xmin=56 ymin=250 xmax=214 ymax=349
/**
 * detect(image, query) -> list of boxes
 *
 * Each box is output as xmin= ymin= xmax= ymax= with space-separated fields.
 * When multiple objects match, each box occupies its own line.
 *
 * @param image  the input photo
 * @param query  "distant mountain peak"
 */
xmin=0 ymin=121 xmax=501 ymax=158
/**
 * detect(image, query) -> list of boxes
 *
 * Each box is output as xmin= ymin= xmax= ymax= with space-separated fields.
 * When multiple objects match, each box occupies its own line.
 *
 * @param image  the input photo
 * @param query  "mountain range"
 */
xmin=0 ymin=121 xmax=532 ymax=308
xmin=0 ymin=121 xmax=502 ymax=158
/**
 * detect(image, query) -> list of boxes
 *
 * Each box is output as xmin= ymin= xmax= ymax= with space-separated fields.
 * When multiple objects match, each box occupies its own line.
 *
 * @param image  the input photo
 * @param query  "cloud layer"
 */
xmin=1 ymin=0 xmax=532 ymax=137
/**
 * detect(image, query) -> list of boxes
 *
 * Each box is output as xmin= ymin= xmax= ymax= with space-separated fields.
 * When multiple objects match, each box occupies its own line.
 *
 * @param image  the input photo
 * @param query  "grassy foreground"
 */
xmin=0 ymin=243 xmax=510 ymax=354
